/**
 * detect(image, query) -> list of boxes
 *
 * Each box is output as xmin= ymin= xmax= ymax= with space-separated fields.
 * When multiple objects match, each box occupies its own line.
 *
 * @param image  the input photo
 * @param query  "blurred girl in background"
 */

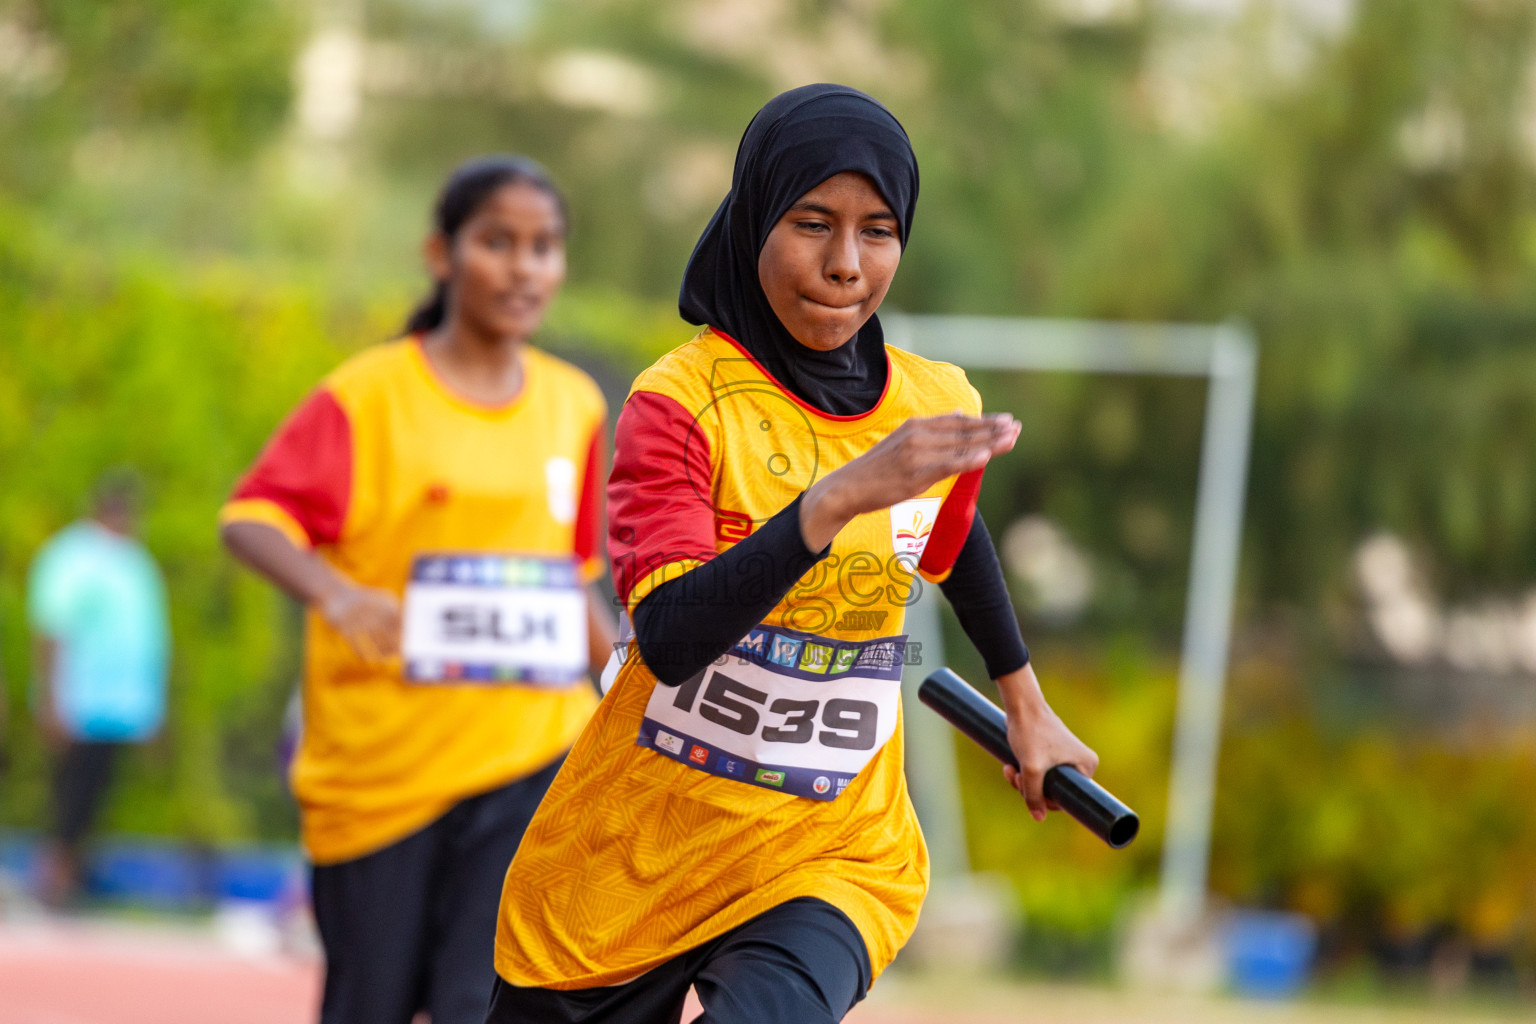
xmin=220 ymin=155 xmax=615 ymax=1024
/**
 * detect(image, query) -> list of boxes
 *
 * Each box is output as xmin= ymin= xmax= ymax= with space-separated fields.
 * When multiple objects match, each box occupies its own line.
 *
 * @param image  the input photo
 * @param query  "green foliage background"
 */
xmin=5 ymin=0 xmax=1536 ymax=980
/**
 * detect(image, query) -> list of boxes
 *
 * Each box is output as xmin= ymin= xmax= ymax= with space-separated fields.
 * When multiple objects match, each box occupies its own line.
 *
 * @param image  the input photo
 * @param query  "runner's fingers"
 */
xmin=934 ymin=439 xmax=997 ymax=477
xmin=926 ymin=416 xmax=1017 ymax=458
xmin=935 ymin=417 xmax=997 ymax=447
xmin=884 ymin=414 xmax=1018 ymax=492
xmin=372 ymin=626 xmax=398 ymax=658
xmin=911 ymin=451 xmax=986 ymax=488
xmin=349 ymin=630 xmax=379 ymax=664
xmin=1005 ymin=758 xmax=1055 ymax=823
xmin=357 ymin=609 xmax=397 ymax=661
xmin=381 ymin=622 xmax=402 ymax=657
xmin=1023 ymin=767 xmax=1048 ymax=822
xmin=369 ymin=609 xmax=402 ymax=657
xmin=993 ymin=418 xmax=1022 ymax=453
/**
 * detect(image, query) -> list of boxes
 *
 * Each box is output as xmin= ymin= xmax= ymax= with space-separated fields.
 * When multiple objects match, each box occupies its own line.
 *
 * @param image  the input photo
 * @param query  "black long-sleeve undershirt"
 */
xmin=633 ymin=496 xmax=1029 ymax=686
xmin=935 ymin=511 xmax=1031 ymax=680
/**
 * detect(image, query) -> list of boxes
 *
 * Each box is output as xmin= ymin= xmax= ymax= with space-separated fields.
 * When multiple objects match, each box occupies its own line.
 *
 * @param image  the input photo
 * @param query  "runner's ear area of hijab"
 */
xmin=678 ymin=84 xmax=920 ymax=417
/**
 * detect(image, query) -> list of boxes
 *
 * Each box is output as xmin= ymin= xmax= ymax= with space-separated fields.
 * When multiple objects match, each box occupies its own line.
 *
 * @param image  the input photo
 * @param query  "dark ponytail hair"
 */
xmin=403 ymin=154 xmax=569 ymax=335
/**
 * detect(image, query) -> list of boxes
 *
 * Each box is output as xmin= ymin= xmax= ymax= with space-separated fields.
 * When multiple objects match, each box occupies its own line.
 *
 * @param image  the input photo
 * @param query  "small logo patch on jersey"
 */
xmin=813 ymin=776 xmax=832 ymax=795
xmin=755 ymin=769 xmax=785 ymax=787
xmin=890 ymin=497 xmax=942 ymax=559
xmin=689 ymin=745 xmax=710 ymax=765
xmin=654 ymin=730 xmax=684 ymax=755
xmin=545 ymin=457 xmax=578 ymax=524
xmin=715 ymin=508 xmax=753 ymax=542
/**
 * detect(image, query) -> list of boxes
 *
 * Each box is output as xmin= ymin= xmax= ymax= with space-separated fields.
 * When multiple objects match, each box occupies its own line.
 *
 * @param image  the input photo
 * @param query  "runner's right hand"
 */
xmin=800 ymin=413 xmax=1019 ymax=550
xmin=319 ymin=583 xmax=403 ymax=664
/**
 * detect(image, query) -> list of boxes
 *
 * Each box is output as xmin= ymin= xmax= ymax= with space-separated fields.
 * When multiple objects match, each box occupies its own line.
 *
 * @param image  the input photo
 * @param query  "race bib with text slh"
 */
xmin=402 ymin=554 xmax=587 ymax=687
xmin=636 ymin=625 xmax=907 ymax=801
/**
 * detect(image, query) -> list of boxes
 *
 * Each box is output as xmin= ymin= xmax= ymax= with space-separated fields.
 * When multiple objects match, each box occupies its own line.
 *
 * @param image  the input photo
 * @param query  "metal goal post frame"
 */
xmin=886 ymin=313 xmax=1258 ymax=929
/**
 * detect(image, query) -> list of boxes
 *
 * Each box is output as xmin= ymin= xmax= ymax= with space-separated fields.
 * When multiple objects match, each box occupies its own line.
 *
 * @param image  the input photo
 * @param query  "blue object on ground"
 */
xmin=0 ymin=835 xmax=39 ymax=880
xmin=1225 ymin=909 xmax=1317 ymax=998
xmin=0 ymin=832 xmax=305 ymax=909
xmin=214 ymin=849 xmax=303 ymax=903
xmin=88 ymin=843 xmax=205 ymax=908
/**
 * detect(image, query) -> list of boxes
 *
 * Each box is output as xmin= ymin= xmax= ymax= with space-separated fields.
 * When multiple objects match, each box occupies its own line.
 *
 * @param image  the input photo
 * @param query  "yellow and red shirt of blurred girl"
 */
xmin=220 ymin=337 xmax=606 ymax=864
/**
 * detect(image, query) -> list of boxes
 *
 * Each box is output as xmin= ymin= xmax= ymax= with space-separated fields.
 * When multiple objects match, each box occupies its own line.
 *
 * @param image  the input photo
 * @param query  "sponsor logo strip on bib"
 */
xmin=636 ymin=625 xmax=906 ymax=801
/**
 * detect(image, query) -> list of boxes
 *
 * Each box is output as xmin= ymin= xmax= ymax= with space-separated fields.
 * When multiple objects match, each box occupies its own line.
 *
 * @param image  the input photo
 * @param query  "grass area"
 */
xmin=864 ymin=973 xmax=1536 ymax=1024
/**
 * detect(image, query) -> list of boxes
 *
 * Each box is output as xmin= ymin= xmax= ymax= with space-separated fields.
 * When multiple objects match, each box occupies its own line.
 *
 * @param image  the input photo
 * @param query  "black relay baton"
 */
xmin=918 ymin=668 xmax=1140 ymax=849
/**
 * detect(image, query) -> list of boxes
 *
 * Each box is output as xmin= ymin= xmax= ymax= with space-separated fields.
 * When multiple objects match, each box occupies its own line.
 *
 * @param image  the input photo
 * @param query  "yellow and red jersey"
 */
xmin=221 ymin=337 xmax=607 ymax=865
xmin=494 ymin=327 xmax=980 ymax=989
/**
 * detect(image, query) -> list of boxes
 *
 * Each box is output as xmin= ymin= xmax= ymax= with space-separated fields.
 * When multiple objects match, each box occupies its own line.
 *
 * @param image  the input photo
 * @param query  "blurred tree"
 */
xmin=0 ymin=0 xmax=298 ymax=193
xmin=353 ymin=0 xmax=1536 ymax=633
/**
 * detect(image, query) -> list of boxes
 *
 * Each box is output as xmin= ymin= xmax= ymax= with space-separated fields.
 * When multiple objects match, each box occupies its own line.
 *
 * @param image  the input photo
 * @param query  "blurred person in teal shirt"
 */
xmin=27 ymin=470 xmax=169 ymax=907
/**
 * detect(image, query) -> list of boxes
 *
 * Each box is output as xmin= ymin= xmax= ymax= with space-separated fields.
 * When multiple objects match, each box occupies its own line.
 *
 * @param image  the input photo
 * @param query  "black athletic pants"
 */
xmin=52 ymin=740 xmax=121 ymax=849
xmin=484 ymin=897 xmax=871 ymax=1024
xmin=311 ymin=756 xmax=563 ymax=1024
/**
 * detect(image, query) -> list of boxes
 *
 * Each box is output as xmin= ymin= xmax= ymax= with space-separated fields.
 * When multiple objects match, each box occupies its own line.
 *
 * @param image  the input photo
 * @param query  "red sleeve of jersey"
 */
xmin=573 ymin=421 xmax=607 ymax=569
xmin=230 ymin=388 xmax=353 ymax=547
xmin=607 ymin=391 xmax=717 ymax=607
xmin=919 ymin=467 xmax=984 ymax=582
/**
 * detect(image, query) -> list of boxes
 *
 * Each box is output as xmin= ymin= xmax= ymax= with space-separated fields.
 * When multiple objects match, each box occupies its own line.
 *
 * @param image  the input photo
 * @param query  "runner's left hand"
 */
xmin=996 ymin=665 xmax=1098 ymax=821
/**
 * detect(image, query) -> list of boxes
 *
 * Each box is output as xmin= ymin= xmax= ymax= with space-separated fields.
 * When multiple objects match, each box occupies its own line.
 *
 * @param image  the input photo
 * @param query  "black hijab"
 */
xmin=678 ymin=84 xmax=919 ymax=417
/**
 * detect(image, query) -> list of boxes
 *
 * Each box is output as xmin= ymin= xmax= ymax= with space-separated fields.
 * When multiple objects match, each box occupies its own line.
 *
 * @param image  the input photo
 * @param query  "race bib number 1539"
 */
xmin=636 ymin=625 xmax=907 ymax=801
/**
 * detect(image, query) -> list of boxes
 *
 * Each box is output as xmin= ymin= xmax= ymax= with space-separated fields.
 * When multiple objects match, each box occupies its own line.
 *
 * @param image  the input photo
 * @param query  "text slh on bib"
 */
xmin=402 ymin=554 xmax=587 ymax=687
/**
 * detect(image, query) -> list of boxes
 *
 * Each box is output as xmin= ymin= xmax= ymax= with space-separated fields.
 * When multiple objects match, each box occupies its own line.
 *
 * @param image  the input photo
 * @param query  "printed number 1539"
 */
xmin=671 ymin=671 xmax=877 ymax=750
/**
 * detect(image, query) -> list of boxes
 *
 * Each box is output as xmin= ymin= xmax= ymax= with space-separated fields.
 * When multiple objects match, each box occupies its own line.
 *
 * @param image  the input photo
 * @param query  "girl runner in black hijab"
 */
xmin=486 ymin=84 xmax=1097 ymax=1024
xmin=678 ymin=84 xmax=915 ymax=416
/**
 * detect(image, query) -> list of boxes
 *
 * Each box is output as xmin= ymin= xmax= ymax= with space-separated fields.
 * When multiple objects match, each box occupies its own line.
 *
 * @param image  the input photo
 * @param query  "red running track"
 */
xmin=0 ymin=919 xmax=319 ymax=1024
xmin=0 ymin=918 xmax=1025 ymax=1024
